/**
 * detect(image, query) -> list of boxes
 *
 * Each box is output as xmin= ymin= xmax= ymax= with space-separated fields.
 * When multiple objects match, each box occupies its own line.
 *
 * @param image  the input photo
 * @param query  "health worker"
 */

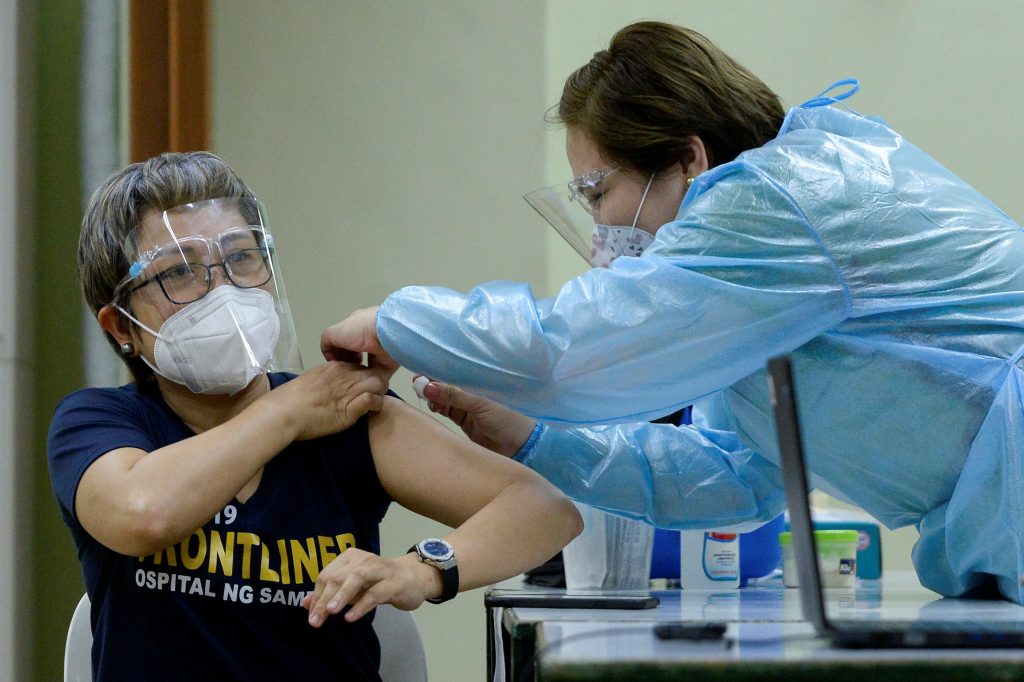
xmin=323 ymin=22 xmax=1024 ymax=603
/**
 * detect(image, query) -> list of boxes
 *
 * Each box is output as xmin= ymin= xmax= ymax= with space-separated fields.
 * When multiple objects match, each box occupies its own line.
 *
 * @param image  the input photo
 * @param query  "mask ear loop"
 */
xmin=114 ymin=304 xmax=164 ymax=342
xmin=627 ymin=172 xmax=657 ymax=245
xmin=111 ymin=303 xmax=170 ymax=378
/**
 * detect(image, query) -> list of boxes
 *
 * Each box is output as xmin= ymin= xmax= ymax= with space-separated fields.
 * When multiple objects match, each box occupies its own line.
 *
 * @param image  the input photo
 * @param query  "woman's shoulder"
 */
xmin=49 ymin=383 xmax=173 ymax=447
xmin=55 ymin=383 xmax=148 ymax=416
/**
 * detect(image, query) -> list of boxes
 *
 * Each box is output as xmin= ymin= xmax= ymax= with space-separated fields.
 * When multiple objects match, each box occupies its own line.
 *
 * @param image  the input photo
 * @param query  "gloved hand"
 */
xmin=414 ymin=376 xmax=537 ymax=458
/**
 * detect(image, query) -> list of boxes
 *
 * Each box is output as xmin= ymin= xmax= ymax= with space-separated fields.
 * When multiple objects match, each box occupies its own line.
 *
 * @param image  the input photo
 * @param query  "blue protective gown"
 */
xmin=376 ymin=93 xmax=1024 ymax=602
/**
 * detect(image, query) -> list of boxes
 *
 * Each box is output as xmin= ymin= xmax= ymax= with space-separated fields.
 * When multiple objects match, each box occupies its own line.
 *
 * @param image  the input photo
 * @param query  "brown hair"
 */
xmin=554 ymin=21 xmax=784 ymax=174
xmin=78 ymin=151 xmax=254 ymax=384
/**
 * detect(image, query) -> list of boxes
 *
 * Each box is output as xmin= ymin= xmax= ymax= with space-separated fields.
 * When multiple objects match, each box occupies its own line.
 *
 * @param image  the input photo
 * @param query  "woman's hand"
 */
xmin=269 ymin=361 xmax=391 ymax=441
xmin=416 ymin=377 xmax=537 ymax=457
xmin=303 ymin=549 xmax=441 ymax=627
xmin=321 ymin=306 xmax=398 ymax=377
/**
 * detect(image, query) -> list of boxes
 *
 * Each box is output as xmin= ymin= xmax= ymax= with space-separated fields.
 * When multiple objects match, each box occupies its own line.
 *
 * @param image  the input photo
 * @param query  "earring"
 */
xmin=686 ymin=176 xmax=695 ymax=186
xmin=120 ymin=342 xmax=134 ymax=357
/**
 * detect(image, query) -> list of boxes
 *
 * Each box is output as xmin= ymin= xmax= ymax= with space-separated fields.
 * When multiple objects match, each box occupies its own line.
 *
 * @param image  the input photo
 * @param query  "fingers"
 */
xmin=346 ymin=363 xmax=390 ymax=395
xmin=366 ymin=348 xmax=400 ymax=375
xmin=347 ymin=391 xmax=385 ymax=421
xmin=320 ymin=347 xmax=364 ymax=364
xmin=320 ymin=307 xmax=383 ymax=362
xmin=319 ymin=359 xmax=389 ymax=396
xmin=306 ymin=551 xmax=388 ymax=627
xmin=345 ymin=591 xmax=385 ymax=623
xmin=323 ymin=362 xmax=389 ymax=424
xmin=429 ymin=402 xmax=471 ymax=429
xmin=288 ymin=362 xmax=395 ymax=440
xmin=305 ymin=552 xmax=431 ymax=627
xmin=422 ymin=380 xmax=480 ymax=412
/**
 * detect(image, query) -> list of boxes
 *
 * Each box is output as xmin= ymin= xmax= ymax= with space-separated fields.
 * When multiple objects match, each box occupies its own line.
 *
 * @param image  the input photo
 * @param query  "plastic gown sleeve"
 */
xmin=514 ymin=394 xmax=788 ymax=529
xmin=376 ymin=162 xmax=851 ymax=425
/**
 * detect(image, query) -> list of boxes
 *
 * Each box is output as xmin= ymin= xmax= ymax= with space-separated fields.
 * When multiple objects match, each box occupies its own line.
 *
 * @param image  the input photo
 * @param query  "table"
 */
xmin=485 ymin=573 xmax=1024 ymax=681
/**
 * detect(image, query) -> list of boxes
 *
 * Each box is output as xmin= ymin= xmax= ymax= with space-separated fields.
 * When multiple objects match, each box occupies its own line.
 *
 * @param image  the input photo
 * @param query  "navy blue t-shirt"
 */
xmin=48 ymin=374 xmax=392 ymax=681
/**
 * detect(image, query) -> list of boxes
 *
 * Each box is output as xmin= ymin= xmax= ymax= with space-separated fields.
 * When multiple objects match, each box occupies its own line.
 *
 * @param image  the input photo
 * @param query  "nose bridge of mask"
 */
xmin=163 ymin=285 xmax=267 ymax=337
xmin=117 ymin=283 xmax=255 ymax=341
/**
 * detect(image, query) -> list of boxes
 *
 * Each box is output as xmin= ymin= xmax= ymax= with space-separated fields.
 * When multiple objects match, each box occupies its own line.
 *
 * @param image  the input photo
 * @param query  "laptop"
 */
xmin=766 ymin=355 xmax=1024 ymax=648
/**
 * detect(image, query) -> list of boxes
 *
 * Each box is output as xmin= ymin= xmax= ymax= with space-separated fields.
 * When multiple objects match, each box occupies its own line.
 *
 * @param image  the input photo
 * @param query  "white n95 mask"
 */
xmin=119 ymin=286 xmax=281 ymax=394
xmin=590 ymin=225 xmax=655 ymax=268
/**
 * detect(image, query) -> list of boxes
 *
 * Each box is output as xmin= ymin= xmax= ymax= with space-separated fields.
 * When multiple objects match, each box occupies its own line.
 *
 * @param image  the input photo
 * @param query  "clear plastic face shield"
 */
xmin=524 ymin=167 xmax=655 ymax=268
xmin=111 ymin=196 xmax=302 ymax=394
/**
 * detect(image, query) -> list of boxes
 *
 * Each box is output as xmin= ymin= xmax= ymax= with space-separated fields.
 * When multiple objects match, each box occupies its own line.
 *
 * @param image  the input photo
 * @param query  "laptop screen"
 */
xmin=767 ymin=355 xmax=830 ymax=634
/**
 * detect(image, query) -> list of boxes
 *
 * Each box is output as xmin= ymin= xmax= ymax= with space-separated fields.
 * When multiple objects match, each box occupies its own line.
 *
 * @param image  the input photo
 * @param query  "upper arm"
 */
xmin=47 ymin=389 xmax=161 ymax=552
xmin=75 ymin=446 xmax=154 ymax=553
xmin=367 ymin=396 xmax=551 ymax=528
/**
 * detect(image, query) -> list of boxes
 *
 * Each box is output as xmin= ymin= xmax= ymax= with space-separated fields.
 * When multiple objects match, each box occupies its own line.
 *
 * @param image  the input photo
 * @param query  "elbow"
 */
xmin=559 ymin=495 xmax=584 ymax=543
xmin=520 ymin=476 xmax=583 ymax=548
xmin=118 ymin=492 xmax=185 ymax=555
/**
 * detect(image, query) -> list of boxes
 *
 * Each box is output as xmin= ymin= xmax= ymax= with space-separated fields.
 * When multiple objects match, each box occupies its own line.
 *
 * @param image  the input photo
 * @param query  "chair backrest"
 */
xmin=63 ymin=593 xmax=425 ymax=681
xmin=374 ymin=604 xmax=428 ymax=682
xmin=64 ymin=594 xmax=92 ymax=682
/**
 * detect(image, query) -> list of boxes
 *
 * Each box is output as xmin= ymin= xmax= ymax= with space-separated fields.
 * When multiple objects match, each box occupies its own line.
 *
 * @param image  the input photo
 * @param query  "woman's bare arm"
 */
xmin=304 ymin=396 xmax=582 ymax=625
xmin=76 ymin=362 xmax=388 ymax=555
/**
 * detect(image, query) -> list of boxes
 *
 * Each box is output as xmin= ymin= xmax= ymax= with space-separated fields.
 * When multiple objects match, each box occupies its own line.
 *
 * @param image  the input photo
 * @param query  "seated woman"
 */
xmin=48 ymin=151 xmax=582 ymax=681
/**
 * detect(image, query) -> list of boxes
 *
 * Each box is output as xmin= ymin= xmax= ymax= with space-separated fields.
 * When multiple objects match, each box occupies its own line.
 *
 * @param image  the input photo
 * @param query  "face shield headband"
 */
xmin=111 ymin=196 xmax=303 ymax=393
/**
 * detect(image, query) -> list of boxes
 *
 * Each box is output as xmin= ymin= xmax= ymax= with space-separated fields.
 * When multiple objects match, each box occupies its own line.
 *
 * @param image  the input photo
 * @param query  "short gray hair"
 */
xmin=78 ymin=151 xmax=256 ymax=382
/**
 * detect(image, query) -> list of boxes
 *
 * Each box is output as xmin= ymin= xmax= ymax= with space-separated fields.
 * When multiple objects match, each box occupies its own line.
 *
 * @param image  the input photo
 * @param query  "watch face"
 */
xmin=421 ymin=539 xmax=453 ymax=561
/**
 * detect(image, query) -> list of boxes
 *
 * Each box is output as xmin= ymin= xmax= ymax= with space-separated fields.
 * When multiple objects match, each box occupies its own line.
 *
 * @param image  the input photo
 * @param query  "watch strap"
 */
xmin=408 ymin=543 xmax=459 ymax=604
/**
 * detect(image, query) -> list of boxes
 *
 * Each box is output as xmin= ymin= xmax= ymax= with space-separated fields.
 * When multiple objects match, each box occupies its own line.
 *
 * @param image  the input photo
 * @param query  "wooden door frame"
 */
xmin=129 ymin=0 xmax=208 ymax=161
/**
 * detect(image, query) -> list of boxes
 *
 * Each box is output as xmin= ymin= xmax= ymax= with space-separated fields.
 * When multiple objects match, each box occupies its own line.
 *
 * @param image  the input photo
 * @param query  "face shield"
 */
xmin=524 ymin=167 xmax=655 ymax=268
xmin=111 ymin=196 xmax=302 ymax=394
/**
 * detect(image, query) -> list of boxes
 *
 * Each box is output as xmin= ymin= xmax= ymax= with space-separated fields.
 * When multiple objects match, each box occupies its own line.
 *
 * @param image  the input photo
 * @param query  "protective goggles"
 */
xmin=123 ymin=225 xmax=273 ymax=305
xmin=566 ymin=166 xmax=619 ymax=214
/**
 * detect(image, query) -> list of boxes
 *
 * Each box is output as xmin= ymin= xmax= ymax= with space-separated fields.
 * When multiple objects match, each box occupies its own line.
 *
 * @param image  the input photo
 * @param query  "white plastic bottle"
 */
xmin=680 ymin=530 xmax=740 ymax=588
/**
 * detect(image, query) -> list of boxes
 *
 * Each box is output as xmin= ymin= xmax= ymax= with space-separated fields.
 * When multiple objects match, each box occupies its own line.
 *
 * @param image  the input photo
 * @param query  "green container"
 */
xmin=779 ymin=530 xmax=859 ymax=587
xmin=778 ymin=529 xmax=859 ymax=546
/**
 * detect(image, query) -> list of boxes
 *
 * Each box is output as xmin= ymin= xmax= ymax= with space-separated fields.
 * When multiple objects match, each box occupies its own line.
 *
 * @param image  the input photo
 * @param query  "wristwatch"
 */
xmin=408 ymin=538 xmax=459 ymax=604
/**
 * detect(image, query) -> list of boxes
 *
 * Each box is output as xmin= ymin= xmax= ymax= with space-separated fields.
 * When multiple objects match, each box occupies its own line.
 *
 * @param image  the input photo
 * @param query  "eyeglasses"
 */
xmin=123 ymin=227 xmax=273 ymax=305
xmin=567 ymin=166 xmax=619 ymax=215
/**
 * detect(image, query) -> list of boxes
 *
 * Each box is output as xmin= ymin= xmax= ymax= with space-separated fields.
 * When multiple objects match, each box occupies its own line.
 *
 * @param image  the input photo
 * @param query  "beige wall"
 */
xmin=211 ymin=3 xmax=546 ymax=680
xmin=208 ymin=1 xmax=1024 ymax=678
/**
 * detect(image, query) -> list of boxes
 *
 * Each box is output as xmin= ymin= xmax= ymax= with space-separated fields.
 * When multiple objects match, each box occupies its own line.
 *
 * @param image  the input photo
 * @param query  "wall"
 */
xmin=210 ymin=2 xmax=547 ymax=680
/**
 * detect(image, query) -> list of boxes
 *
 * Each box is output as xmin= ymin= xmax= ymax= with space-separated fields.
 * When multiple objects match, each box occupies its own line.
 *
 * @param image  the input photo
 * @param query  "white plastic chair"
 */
xmin=375 ymin=603 xmax=428 ymax=682
xmin=64 ymin=594 xmax=426 ymax=681
xmin=63 ymin=593 xmax=92 ymax=682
